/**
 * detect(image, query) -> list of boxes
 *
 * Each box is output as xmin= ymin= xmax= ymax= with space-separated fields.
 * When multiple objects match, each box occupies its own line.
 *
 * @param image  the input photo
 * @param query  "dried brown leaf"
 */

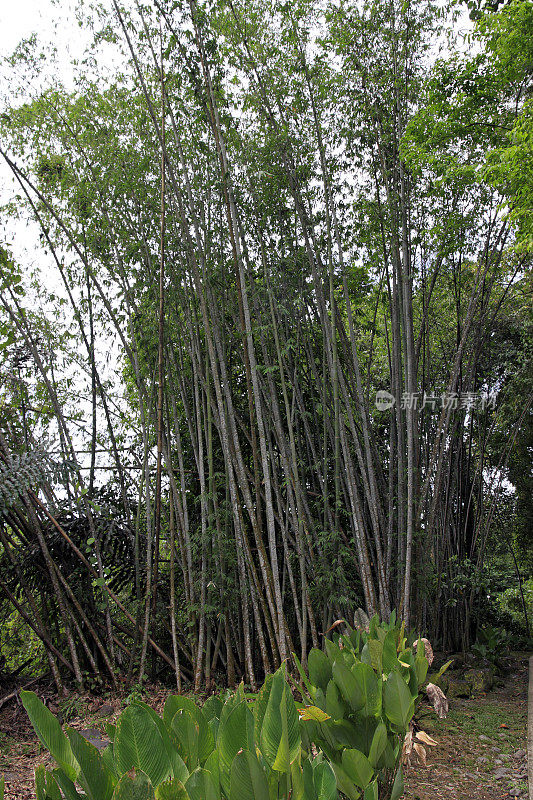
xmin=402 ymin=728 xmax=414 ymax=766
xmin=426 ymin=682 xmax=449 ymax=718
xmin=413 ymin=742 xmax=427 ymax=765
xmin=413 ymin=637 xmax=434 ymax=666
xmin=324 ymin=619 xmax=346 ymax=635
xmin=415 ymin=730 xmax=438 ymax=747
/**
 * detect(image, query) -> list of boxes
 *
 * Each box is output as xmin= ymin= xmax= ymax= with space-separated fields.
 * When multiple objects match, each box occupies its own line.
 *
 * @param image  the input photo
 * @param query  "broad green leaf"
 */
xmin=367 ymin=640 xmax=383 ymax=673
xmin=398 ymin=650 xmax=419 ymax=696
xmin=229 ymin=749 xmax=269 ymax=800
xmin=331 ymin=761 xmax=361 ymax=800
xmin=324 ymin=639 xmax=345 ymax=667
xmin=218 ymin=686 xmax=245 ymax=733
xmin=368 ymin=723 xmax=388 ymax=768
xmin=415 ymin=647 xmax=429 ymax=687
xmin=101 ymin=745 xmax=120 ymax=780
xmin=390 ymin=766 xmax=404 ymax=800
xmin=308 ymin=649 xmax=332 ymax=693
xmin=325 ymin=719 xmax=360 ymax=749
xmin=314 ymin=686 xmax=327 ymax=712
xmin=35 ymin=765 xmax=47 ymax=800
xmin=290 ymin=756 xmax=306 ymax=800
xmin=132 ymin=701 xmax=189 ymax=781
xmin=0 ymin=775 xmax=3 ymax=800
xmin=114 ymin=705 xmax=171 ymax=787
xmin=342 ymin=749 xmax=374 ymax=789
xmin=155 ymin=778 xmax=189 ymax=799
xmin=171 ymin=709 xmax=199 ymax=772
xmin=202 ymin=696 xmax=223 ymax=723
xmin=341 ymin=716 xmax=378 ymax=756
xmin=66 ymin=728 xmax=115 ymax=800
xmin=302 ymin=759 xmax=318 ymax=800
xmin=21 ymin=692 xmax=78 ymax=782
xmin=360 ymin=644 xmax=372 ymax=666
xmin=332 ymin=660 xmax=364 ymax=712
xmin=111 ymin=770 xmax=156 ymax=800
xmin=217 ymin=700 xmax=254 ymax=795
xmin=363 ymin=780 xmax=378 ymax=800
xmin=260 ymin=669 xmax=301 ymax=773
xmin=378 ymin=739 xmax=397 ymax=770
xmin=347 ymin=628 xmax=361 ymax=653
xmin=253 ymin=673 xmax=273 ymax=745
xmin=35 ymin=766 xmax=61 ymax=800
xmin=382 ymin=630 xmax=399 ymax=673
xmin=325 ymin=680 xmax=347 ymax=720
xmin=52 ymin=769 xmax=85 ymax=800
xmin=203 ymin=749 xmax=220 ymax=792
xmin=164 ymin=697 xmax=213 ymax=765
xmin=383 ymin=671 xmax=415 ymax=729
xmin=185 ymin=768 xmax=218 ymax=800
xmin=312 ymin=760 xmax=337 ymax=800
xmin=208 ymin=716 xmax=219 ymax=742
xmin=352 ymin=663 xmax=381 ymax=717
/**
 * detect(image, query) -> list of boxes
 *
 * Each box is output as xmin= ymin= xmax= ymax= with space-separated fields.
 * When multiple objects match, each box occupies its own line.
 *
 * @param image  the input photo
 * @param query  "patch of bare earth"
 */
xmin=404 ymin=656 xmax=529 ymax=800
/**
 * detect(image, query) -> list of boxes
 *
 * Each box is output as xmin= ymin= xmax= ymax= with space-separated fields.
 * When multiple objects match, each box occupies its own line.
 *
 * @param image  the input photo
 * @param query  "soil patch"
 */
xmin=404 ymin=655 xmax=529 ymax=800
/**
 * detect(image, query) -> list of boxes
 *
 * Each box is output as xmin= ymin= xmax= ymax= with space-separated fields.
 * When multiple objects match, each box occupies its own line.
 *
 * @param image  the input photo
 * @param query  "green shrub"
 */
xmin=496 ymin=578 xmax=533 ymax=636
xmin=471 ymin=624 xmax=510 ymax=667
xmin=294 ymin=614 xmax=431 ymax=800
xmin=13 ymin=615 xmax=437 ymax=800
xmin=19 ymin=666 xmax=339 ymax=800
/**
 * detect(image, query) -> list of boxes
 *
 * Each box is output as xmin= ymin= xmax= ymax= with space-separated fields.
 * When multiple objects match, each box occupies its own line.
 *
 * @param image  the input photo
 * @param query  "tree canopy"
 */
xmin=0 ymin=0 xmax=531 ymax=691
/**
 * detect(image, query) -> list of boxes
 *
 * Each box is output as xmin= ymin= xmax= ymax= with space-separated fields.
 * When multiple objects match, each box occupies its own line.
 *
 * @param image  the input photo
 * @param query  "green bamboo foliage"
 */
xmin=0 ymin=0 xmax=529 ymax=692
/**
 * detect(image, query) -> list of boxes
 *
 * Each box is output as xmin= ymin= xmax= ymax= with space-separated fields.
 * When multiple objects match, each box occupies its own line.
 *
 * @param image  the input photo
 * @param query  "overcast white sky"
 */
xmin=0 ymin=0 xmax=111 ymax=275
xmin=0 ymin=0 xmax=85 ymax=68
xmin=0 ymin=0 xmax=128 ymax=477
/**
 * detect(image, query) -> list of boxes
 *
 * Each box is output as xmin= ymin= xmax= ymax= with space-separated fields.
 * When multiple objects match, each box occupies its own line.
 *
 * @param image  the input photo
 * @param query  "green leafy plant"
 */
xmin=294 ymin=614 xmax=432 ymax=800
xmin=471 ymin=625 xmax=509 ymax=668
xmin=21 ymin=665 xmax=340 ymax=800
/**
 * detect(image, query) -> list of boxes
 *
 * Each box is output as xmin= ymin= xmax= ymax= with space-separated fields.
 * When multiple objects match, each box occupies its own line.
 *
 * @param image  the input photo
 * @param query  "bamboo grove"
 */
xmin=0 ymin=0 xmax=531 ymax=692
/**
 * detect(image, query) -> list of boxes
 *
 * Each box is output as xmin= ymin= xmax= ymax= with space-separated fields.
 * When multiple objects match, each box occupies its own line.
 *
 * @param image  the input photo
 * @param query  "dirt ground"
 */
xmin=0 ymin=656 xmax=529 ymax=799
xmin=403 ymin=655 xmax=529 ymax=800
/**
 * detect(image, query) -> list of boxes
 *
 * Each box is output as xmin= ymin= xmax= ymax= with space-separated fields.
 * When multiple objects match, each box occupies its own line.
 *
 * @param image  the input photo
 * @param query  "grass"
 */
xmin=430 ymin=695 xmax=527 ymax=750
xmin=406 ymin=662 xmax=529 ymax=800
